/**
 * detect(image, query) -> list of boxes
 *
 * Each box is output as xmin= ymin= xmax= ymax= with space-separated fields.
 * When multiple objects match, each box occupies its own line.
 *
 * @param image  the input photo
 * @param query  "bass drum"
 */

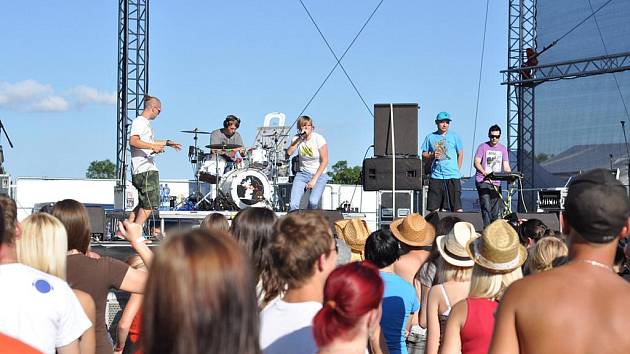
xmin=219 ymin=168 xmax=272 ymax=209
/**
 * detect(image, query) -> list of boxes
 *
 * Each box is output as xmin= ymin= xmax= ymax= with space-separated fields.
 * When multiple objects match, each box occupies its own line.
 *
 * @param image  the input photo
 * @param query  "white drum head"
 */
xmin=219 ymin=168 xmax=272 ymax=209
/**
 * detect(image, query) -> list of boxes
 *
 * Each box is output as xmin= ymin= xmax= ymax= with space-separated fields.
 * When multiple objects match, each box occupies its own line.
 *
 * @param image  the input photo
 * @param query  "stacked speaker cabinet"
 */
xmin=377 ymin=190 xmax=420 ymax=229
xmin=373 ymin=103 xmax=419 ymax=157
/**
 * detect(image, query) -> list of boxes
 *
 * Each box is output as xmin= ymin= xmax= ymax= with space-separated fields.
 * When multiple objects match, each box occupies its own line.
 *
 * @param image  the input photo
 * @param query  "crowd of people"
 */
xmin=1 ymin=168 xmax=630 ymax=354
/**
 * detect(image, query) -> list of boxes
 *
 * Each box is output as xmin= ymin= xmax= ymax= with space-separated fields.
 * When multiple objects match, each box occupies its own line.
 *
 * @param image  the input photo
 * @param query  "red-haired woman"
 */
xmin=312 ymin=261 xmax=384 ymax=354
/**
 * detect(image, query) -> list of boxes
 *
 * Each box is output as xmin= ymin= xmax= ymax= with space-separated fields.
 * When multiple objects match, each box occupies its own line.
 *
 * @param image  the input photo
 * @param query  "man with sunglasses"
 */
xmin=474 ymin=124 xmax=511 ymax=226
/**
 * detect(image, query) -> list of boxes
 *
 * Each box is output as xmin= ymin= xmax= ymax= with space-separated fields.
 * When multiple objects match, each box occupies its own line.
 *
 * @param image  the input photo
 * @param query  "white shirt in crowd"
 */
xmin=259 ymin=299 xmax=322 ymax=354
xmin=0 ymin=263 xmax=92 ymax=354
xmin=130 ymin=115 xmax=158 ymax=175
xmin=293 ymin=132 xmax=327 ymax=175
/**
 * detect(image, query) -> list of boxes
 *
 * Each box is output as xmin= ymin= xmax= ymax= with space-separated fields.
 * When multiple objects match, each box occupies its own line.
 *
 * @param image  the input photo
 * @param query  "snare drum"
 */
xmin=219 ymin=168 xmax=272 ymax=209
xmin=198 ymin=157 xmax=227 ymax=183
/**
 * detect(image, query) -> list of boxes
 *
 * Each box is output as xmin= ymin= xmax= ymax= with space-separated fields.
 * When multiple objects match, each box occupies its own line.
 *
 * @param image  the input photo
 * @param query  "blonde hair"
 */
xmin=528 ymin=237 xmax=568 ymax=274
xmin=436 ymin=256 xmax=472 ymax=283
xmin=468 ymin=266 xmax=522 ymax=300
xmin=297 ymin=115 xmax=313 ymax=129
xmin=16 ymin=213 xmax=68 ymax=279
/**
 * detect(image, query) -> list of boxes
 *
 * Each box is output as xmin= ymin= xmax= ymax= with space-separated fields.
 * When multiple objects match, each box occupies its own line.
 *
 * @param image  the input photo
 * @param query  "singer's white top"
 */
xmin=292 ymin=132 xmax=327 ymax=175
xmin=130 ymin=115 xmax=158 ymax=174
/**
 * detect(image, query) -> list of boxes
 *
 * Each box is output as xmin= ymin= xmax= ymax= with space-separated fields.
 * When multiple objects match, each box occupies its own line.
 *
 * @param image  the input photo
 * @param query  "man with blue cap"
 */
xmin=421 ymin=112 xmax=464 ymax=212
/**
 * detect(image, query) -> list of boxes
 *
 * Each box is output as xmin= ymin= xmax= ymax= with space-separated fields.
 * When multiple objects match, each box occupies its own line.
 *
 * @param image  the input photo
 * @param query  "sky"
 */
xmin=0 ymin=0 xmax=509 ymax=180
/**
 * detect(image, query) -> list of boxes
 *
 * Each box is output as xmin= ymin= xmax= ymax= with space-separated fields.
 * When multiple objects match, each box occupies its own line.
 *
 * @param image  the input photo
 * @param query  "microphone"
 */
xmin=297 ymin=131 xmax=307 ymax=138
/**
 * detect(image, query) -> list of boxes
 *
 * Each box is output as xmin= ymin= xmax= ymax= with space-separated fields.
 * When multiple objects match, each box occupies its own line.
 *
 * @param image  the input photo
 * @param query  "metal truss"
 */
xmin=502 ymin=51 xmax=630 ymax=85
xmin=116 ymin=0 xmax=149 ymax=191
xmin=506 ymin=0 xmax=537 ymax=211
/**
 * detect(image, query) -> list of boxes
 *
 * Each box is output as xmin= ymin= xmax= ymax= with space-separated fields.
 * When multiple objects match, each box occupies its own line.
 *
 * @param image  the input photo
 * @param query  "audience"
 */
xmin=52 ymin=199 xmax=152 ymax=354
xmin=0 ymin=196 xmax=91 ymax=354
xmin=142 ymin=228 xmax=260 ymax=354
xmin=230 ymin=207 xmax=281 ymax=308
xmin=489 ymin=169 xmax=630 ymax=354
xmin=440 ymin=219 xmax=525 ymax=354
xmin=259 ymin=212 xmax=337 ymax=354
xmin=526 ymin=236 xmax=568 ymax=274
xmin=365 ymin=228 xmax=418 ymax=354
xmin=313 ymin=261 xmax=384 ymax=354
xmin=518 ymin=218 xmax=548 ymax=247
xmin=200 ymin=212 xmax=230 ymax=232
xmin=425 ymin=222 xmax=477 ymax=354
xmin=114 ymin=255 xmax=147 ymax=354
xmin=16 ymin=212 xmax=96 ymax=354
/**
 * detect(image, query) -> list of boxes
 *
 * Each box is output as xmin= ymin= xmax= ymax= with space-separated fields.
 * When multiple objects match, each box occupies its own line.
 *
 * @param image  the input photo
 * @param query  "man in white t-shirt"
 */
xmin=0 ymin=196 xmax=91 ymax=354
xmin=128 ymin=95 xmax=182 ymax=227
xmin=260 ymin=212 xmax=337 ymax=354
xmin=286 ymin=115 xmax=329 ymax=211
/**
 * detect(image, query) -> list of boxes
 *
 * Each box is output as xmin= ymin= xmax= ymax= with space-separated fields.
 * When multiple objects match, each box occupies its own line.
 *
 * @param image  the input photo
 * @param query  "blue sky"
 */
xmin=0 ymin=1 xmax=508 ymax=179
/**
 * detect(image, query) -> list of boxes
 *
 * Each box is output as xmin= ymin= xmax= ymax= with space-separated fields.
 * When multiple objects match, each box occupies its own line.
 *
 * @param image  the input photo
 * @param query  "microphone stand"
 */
xmin=621 ymin=121 xmax=630 ymax=194
xmin=0 ymin=119 xmax=15 ymax=174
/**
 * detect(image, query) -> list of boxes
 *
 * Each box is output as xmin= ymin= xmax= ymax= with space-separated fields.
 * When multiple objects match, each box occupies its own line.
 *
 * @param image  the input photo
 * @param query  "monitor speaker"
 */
xmin=516 ymin=212 xmax=560 ymax=232
xmin=425 ymin=211 xmax=484 ymax=233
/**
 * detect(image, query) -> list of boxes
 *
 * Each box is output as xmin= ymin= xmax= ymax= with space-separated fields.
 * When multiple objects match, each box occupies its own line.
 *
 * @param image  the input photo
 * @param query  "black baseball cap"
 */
xmin=564 ymin=169 xmax=630 ymax=243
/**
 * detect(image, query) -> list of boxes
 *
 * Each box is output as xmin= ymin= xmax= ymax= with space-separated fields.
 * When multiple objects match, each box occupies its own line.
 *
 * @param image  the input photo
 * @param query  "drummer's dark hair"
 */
xmin=224 ymin=115 xmax=240 ymax=128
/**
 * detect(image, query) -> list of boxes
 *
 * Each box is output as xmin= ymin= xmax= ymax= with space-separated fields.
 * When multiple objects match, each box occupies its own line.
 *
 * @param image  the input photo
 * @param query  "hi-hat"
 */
xmin=181 ymin=129 xmax=211 ymax=134
xmin=206 ymin=143 xmax=242 ymax=150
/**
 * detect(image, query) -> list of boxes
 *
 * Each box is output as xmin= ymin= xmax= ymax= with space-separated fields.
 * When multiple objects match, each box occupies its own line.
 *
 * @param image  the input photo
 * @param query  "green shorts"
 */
xmin=132 ymin=170 xmax=160 ymax=210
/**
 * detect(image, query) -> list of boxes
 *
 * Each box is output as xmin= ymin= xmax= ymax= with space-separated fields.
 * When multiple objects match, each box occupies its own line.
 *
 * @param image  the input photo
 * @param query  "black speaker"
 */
xmin=362 ymin=157 xmax=423 ymax=191
xmin=374 ymin=103 xmax=419 ymax=157
xmin=85 ymin=206 xmax=105 ymax=239
xmin=289 ymin=209 xmax=344 ymax=236
xmin=425 ymin=211 xmax=485 ymax=233
xmin=516 ymin=213 xmax=560 ymax=232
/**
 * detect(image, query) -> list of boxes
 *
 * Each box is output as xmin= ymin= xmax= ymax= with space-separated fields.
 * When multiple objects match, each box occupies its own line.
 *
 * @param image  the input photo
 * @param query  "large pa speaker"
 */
xmin=425 ymin=211 xmax=485 ymax=233
xmin=517 ymin=212 xmax=560 ymax=232
xmin=374 ymin=103 xmax=419 ymax=157
xmin=362 ymin=157 xmax=423 ymax=191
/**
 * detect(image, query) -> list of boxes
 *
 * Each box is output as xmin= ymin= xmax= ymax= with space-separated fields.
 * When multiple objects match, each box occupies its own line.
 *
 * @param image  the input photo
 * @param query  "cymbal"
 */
xmin=206 ymin=143 xmax=242 ymax=150
xmin=181 ymin=129 xmax=211 ymax=135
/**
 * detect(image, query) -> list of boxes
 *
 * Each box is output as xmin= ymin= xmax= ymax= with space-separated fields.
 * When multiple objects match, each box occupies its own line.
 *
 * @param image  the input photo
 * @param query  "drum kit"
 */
xmin=180 ymin=128 xmax=291 ymax=211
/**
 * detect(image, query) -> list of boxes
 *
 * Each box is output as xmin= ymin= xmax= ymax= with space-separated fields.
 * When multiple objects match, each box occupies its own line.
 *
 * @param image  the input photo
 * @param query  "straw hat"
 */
xmin=389 ymin=213 xmax=436 ymax=247
xmin=466 ymin=219 xmax=527 ymax=273
xmin=334 ymin=219 xmax=370 ymax=253
xmin=436 ymin=222 xmax=479 ymax=267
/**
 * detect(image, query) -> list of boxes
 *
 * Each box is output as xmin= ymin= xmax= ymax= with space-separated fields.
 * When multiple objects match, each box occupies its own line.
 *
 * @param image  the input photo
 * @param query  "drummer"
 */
xmin=209 ymin=114 xmax=245 ymax=171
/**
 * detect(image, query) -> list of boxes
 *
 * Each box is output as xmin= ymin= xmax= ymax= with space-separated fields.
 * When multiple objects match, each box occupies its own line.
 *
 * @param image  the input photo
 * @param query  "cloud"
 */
xmin=0 ymin=80 xmax=115 ymax=113
xmin=67 ymin=85 xmax=116 ymax=107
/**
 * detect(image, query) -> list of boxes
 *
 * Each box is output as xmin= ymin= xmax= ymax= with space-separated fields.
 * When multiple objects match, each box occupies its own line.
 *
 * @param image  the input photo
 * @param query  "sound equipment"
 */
xmin=516 ymin=212 xmax=560 ymax=232
xmin=0 ymin=174 xmax=9 ymax=195
xmin=425 ymin=211 xmax=485 ymax=233
xmin=290 ymin=209 xmax=345 ymax=236
xmin=377 ymin=190 xmax=419 ymax=229
xmin=374 ymin=103 xmax=419 ymax=157
xmin=362 ymin=157 xmax=423 ymax=191
xmin=85 ymin=206 xmax=106 ymax=239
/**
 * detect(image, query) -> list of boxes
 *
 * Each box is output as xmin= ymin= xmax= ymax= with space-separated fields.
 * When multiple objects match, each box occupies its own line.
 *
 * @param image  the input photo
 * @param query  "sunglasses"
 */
xmin=489 ymin=134 xmax=500 ymax=139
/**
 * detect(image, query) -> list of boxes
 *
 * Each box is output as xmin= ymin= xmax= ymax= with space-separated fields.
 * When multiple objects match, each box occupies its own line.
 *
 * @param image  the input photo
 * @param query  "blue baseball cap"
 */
xmin=435 ymin=111 xmax=451 ymax=122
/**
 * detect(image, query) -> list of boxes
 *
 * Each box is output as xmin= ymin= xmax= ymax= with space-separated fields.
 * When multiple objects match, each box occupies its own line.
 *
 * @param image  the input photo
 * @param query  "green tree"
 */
xmin=86 ymin=159 xmax=116 ymax=179
xmin=535 ymin=153 xmax=553 ymax=163
xmin=328 ymin=160 xmax=362 ymax=184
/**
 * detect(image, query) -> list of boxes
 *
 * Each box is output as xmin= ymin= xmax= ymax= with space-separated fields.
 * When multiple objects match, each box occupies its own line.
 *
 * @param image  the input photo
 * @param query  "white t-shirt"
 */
xmin=259 ymin=299 xmax=322 ymax=354
xmin=292 ymin=132 xmax=327 ymax=175
xmin=130 ymin=115 xmax=158 ymax=174
xmin=0 ymin=263 xmax=92 ymax=354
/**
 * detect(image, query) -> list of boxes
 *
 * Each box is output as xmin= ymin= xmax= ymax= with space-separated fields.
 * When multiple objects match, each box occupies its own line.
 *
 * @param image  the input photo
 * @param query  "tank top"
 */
xmin=460 ymin=298 xmax=499 ymax=354
xmin=437 ymin=284 xmax=452 ymax=344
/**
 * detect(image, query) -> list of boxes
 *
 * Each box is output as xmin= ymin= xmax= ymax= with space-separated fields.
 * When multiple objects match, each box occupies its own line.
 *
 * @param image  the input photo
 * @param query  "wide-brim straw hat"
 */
xmin=436 ymin=222 xmax=479 ymax=267
xmin=334 ymin=219 xmax=370 ymax=253
xmin=390 ymin=213 xmax=436 ymax=247
xmin=466 ymin=219 xmax=527 ymax=273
